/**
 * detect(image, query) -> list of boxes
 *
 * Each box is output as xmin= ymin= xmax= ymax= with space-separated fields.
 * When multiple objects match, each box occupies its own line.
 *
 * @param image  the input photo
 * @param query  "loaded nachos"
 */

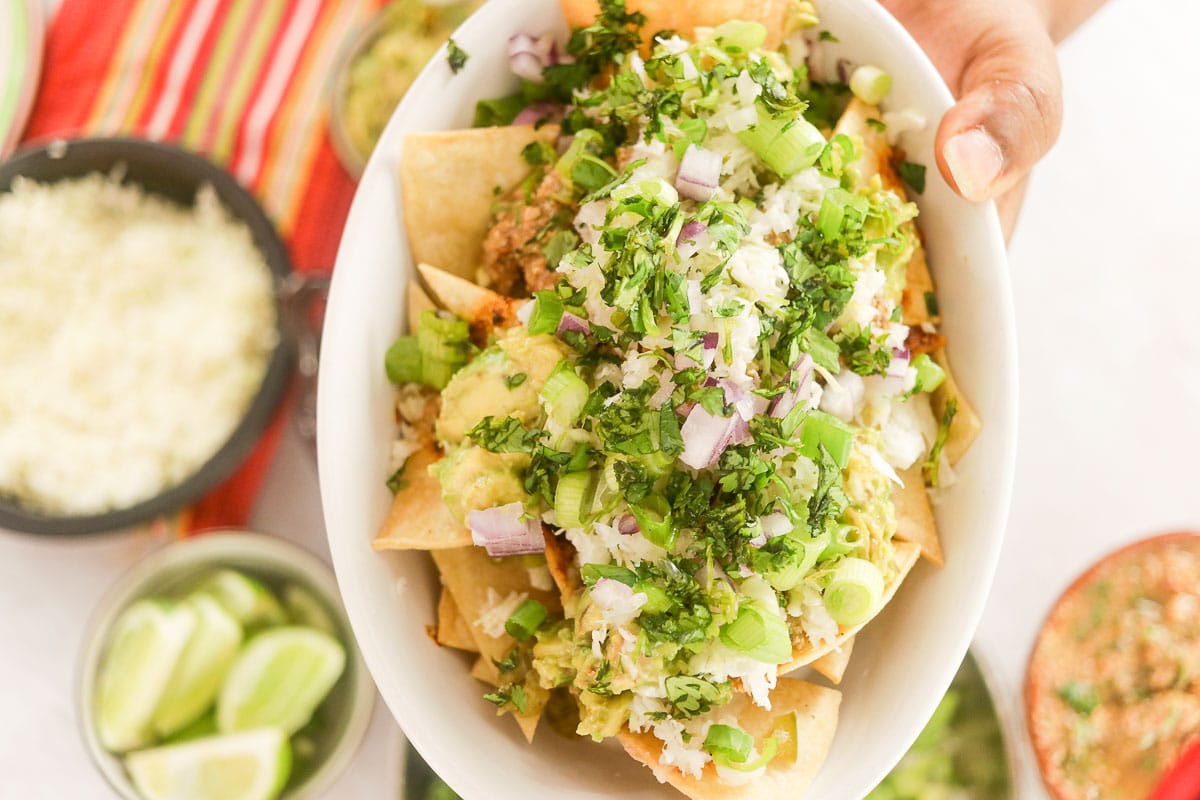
xmin=375 ymin=1 xmax=981 ymax=796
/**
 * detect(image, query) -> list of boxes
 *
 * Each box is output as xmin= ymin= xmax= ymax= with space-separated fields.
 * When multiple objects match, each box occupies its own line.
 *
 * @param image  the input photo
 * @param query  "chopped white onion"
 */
xmin=675 ymin=145 xmax=722 ymax=202
xmin=760 ymin=512 xmax=793 ymax=538
xmin=468 ymin=502 xmax=545 ymax=557
xmin=507 ymin=33 xmax=558 ymax=82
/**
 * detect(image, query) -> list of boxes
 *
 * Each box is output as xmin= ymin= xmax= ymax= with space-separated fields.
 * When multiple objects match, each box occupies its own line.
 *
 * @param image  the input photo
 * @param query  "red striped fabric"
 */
xmin=22 ymin=0 xmax=384 ymax=533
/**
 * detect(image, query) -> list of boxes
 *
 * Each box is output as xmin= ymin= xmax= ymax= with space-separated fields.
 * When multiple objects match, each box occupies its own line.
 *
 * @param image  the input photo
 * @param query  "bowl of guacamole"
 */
xmin=330 ymin=0 xmax=479 ymax=177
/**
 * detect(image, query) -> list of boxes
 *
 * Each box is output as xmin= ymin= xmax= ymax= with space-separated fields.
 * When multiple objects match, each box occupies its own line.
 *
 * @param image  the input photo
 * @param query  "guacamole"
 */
xmin=339 ymin=0 xmax=478 ymax=164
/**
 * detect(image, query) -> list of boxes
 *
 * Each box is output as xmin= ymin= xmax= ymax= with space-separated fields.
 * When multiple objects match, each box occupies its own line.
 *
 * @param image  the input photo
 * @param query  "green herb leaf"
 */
xmin=446 ymin=39 xmax=469 ymax=74
xmin=897 ymin=160 xmax=927 ymax=194
xmin=1058 ymin=681 xmax=1099 ymax=715
xmin=923 ymin=398 xmax=958 ymax=486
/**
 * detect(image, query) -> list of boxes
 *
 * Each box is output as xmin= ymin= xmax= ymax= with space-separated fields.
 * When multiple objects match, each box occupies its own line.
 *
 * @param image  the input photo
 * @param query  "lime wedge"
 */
xmin=152 ymin=594 xmax=243 ymax=738
xmin=95 ymin=600 xmax=197 ymax=752
xmin=163 ymin=712 xmax=217 ymax=744
xmin=126 ymin=728 xmax=291 ymax=800
xmin=217 ymin=627 xmax=346 ymax=735
xmin=282 ymin=584 xmax=336 ymax=636
xmin=194 ymin=570 xmax=286 ymax=628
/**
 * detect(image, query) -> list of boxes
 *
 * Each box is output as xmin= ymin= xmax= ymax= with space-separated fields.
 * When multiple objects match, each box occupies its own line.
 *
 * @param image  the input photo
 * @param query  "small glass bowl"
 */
xmin=77 ymin=531 xmax=375 ymax=799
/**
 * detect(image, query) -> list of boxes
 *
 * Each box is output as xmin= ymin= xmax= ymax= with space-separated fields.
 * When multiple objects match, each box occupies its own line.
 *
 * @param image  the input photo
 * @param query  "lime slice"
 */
xmin=152 ymin=594 xmax=243 ymax=738
xmin=163 ymin=712 xmax=217 ymax=744
xmin=282 ymin=584 xmax=336 ymax=636
xmin=217 ymin=627 xmax=346 ymax=735
xmin=194 ymin=570 xmax=286 ymax=628
xmin=95 ymin=600 xmax=197 ymax=752
xmin=126 ymin=728 xmax=291 ymax=800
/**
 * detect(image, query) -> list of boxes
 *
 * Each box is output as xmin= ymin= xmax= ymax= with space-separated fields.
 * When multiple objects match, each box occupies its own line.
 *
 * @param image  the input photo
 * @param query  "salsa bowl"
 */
xmin=317 ymin=0 xmax=1017 ymax=797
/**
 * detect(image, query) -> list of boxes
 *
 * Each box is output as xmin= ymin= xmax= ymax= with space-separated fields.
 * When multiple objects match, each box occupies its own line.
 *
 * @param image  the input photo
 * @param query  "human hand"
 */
xmin=880 ymin=0 xmax=1103 ymax=240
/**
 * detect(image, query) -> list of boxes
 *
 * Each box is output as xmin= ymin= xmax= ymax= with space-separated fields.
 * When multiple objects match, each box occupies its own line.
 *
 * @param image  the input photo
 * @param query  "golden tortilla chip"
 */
xmin=373 ymin=444 xmax=472 ymax=550
xmin=400 ymin=126 xmax=559 ymax=281
xmin=811 ymin=637 xmax=854 ymax=685
xmin=618 ymin=678 xmax=841 ymax=799
xmin=436 ymin=589 xmax=480 ymax=652
xmin=543 ymin=530 xmax=584 ymax=614
xmin=833 ymin=98 xmax=937 ymax=328
xmin=780 ymin=541 xmax=921 ymax=673
xmin=559 ymin=0 xmax=797 ymax=50
xmin=408 ymin=280 xmax=437 ymax=333
xmin=468 ymin=655 xmax=541 ymax=743
xmin=432 ymin=546 xmax=563 ymax=742
xmin=931 ymin=348 xmax=981 ymax=467
xmin=417 ymin=262 xmax=524 ymax=345
xmin=893 ymin=465 xmax=944 ymax=567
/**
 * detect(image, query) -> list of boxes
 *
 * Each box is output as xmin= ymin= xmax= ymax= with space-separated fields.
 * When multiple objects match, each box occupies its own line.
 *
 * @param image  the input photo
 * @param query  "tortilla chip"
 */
xmin=559 ymin=0 xmax=797 ymax=50
xmin=417 ymin=262 xmax=524 ymax=345
xmin=436 ymin=589 xmax=480 ymax=652
xmin=400 ymin=126 xmax=559 ymax=281
xmin=811 ymin=637 xmax=854 ymax=685
xmin=618 ymin=678 xmax=841 ymax=799
xmin=780 ymin=541 xmax=921 ymax=673
xmin=373 ymin=444 xmax=472 ymax=551
xmin=408 ymin=280 xmax=437 ymax=333
xmin=893 ymin=465 xmax=944 ymax=567
xmin=543 ymin=530 xmax=584 ymax=614
xmin=467 ymin=656 xmax=541 ymax=744
xmin=432 ymin=546 xmax=563 ymax=741
xmin=931 ymin=348 xmax=981 ymax=466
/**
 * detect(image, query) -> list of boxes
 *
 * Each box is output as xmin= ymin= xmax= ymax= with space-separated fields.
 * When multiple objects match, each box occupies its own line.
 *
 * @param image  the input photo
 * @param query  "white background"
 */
xmin=1 ymin=0 xmax=1198 ymax=797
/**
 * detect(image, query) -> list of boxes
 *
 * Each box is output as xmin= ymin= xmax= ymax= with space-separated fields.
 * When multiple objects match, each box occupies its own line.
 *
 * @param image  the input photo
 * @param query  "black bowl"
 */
xmin=0 ymin=137 xmax=294 ymax=535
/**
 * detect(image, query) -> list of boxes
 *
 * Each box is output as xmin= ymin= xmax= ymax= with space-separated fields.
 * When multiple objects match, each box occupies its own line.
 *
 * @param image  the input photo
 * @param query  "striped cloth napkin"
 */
xmin=22 ymin=0 xmax=384 ymax=532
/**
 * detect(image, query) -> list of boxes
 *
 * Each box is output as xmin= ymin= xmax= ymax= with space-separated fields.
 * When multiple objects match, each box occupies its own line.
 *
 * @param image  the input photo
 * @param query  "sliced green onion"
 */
xmin=849 ymin=65 xmax=892 ymax=106
xmin=911 ymin=353 xmax=946 ymax=393
xmin=704 ymin=724 xmax=754 ymax=764
xmin=771 ymin=711 xmax=799 ymax=766
xmin=526 ymin=290 xmax=564 ymax=335
xmin=797 ymin=411 xmax=855 ymax=469
xmin=710 ymin=20 xmax=767 ymax=53
xmin=633 ymin=582 xmax=672 ymax=614
xmin=504 ymin=599 xmax=547 ymax=641
xmin=417 ymin=309 xmax=472 ymax=389
xmin=823 ymin=557 xmax=884 ymax=626
xmin=719 ymin=604 xmax=792 ymax=664
xmin=384 ymin=336 xmax=422 ymax=385
xmin=581 ymin=563 xmax=637 ymax=586
xmin=554 ymin=470 xmax=595 ymax=529
xmin=540 ymin=361 xmax=589 ymax=426
xmin=816 ymin=193 xmax=845 ymax=240
xmin=630 ymin=496 xmax=675 ymax=550
xmin=818 ymin=524 xmax=863 ymax=563
xmin=799 ymin=328 xmax=840 ymax=374
xmin=737 ymin=105 xmax=826 ymax=179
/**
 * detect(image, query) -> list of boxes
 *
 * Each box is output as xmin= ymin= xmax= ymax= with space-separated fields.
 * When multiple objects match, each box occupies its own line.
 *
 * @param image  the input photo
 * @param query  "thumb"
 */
xmin=935 ymin=18 xmax=1062 ymax=202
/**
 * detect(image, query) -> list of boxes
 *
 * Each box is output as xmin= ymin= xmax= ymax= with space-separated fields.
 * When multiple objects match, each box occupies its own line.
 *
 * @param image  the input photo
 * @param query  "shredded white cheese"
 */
xmin=0 ymin=174 xmax=277 ymax=515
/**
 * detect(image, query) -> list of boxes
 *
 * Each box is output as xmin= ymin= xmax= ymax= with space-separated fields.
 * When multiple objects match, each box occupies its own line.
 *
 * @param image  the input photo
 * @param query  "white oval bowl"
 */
xmin=318 ymin=1 xmax=1017 ymax=797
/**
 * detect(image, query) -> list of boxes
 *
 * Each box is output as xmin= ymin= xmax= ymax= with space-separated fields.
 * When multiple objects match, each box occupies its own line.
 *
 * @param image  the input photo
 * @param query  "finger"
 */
xmin=995 ymin=176 xmax=1030 ymax=245
xmin=934 ymin=16 xmax=1062 ymax=202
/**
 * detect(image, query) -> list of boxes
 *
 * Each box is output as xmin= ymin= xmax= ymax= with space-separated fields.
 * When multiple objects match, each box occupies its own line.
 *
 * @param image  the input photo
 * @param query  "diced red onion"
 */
xmin=680 ymin=404 xmax=743 ymax=470
xmin=770 ymin=354 xmax=814 ymax=419
xmin=617 ymin=514 xmax=639 ymax=535
xmin=878 ymin=349 xmax=913 ymax=396
xmin=468 ymin=503 xmax=545 ymax=557
xmin=557 ymin=311 xmax=589 ymax=338
xmin=836 ymin=58 xmax=856 ymax=85
xmin=703 ymin=332 xmax=719 ymax=350
xmin=513 ymin=102 xmax=564 ymax=127
xmin=719 ymin=379 xmax=756 ymax=422
xmin=508 ymin=33 xmax=558 ymax=82
xmin=676 ymin=223 xmax=709 ymax=261
xmin=749 ymin=533 xmax=767 ymax=548
xmin=675 ymin=145 xmax=722 ymax=202
xmin=729 ymin=415 xmax=750 ymax=446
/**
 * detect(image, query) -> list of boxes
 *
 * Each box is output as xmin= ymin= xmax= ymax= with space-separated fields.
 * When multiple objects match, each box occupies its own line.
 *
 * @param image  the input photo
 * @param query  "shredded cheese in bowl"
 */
xmin=0 ymin=173 xmax=279 ymax=516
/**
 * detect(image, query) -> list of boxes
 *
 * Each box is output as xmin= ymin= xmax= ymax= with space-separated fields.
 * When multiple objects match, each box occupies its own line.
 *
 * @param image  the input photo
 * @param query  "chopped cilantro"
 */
xmin=385 ymin=465 xmax=408 ymax=495
xmin=467 ymin=416 xmax=543 ymax=454
xmin=1057 ymin=681 xmax=1099 ymax=715
xmin=446 ymin=39 xmax=469 ymax=74
xmin=924 ymin=290 xmax=940 ymax=317
xmin=504 ymin=372 xmax=528 ymax=390
xmin=866 ymin=117 xmax=887 ymax=133
xmin=923 ymin=398 xmax=958 ymax=486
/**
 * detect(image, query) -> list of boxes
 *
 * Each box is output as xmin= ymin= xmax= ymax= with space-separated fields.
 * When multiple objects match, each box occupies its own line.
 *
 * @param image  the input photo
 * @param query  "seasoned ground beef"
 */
xmin=481 ymin=170 xmax=573 ymax=296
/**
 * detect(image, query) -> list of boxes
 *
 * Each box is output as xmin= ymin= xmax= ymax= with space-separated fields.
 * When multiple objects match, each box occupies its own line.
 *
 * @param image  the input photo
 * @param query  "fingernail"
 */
xmin=944 ymin=128 xmax=1003 ymax=201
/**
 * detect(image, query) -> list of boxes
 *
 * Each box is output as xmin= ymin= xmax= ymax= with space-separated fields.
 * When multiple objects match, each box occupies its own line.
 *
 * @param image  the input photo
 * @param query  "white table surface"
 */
xmin=2 ymin=0 xmax=1197 ymax=797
